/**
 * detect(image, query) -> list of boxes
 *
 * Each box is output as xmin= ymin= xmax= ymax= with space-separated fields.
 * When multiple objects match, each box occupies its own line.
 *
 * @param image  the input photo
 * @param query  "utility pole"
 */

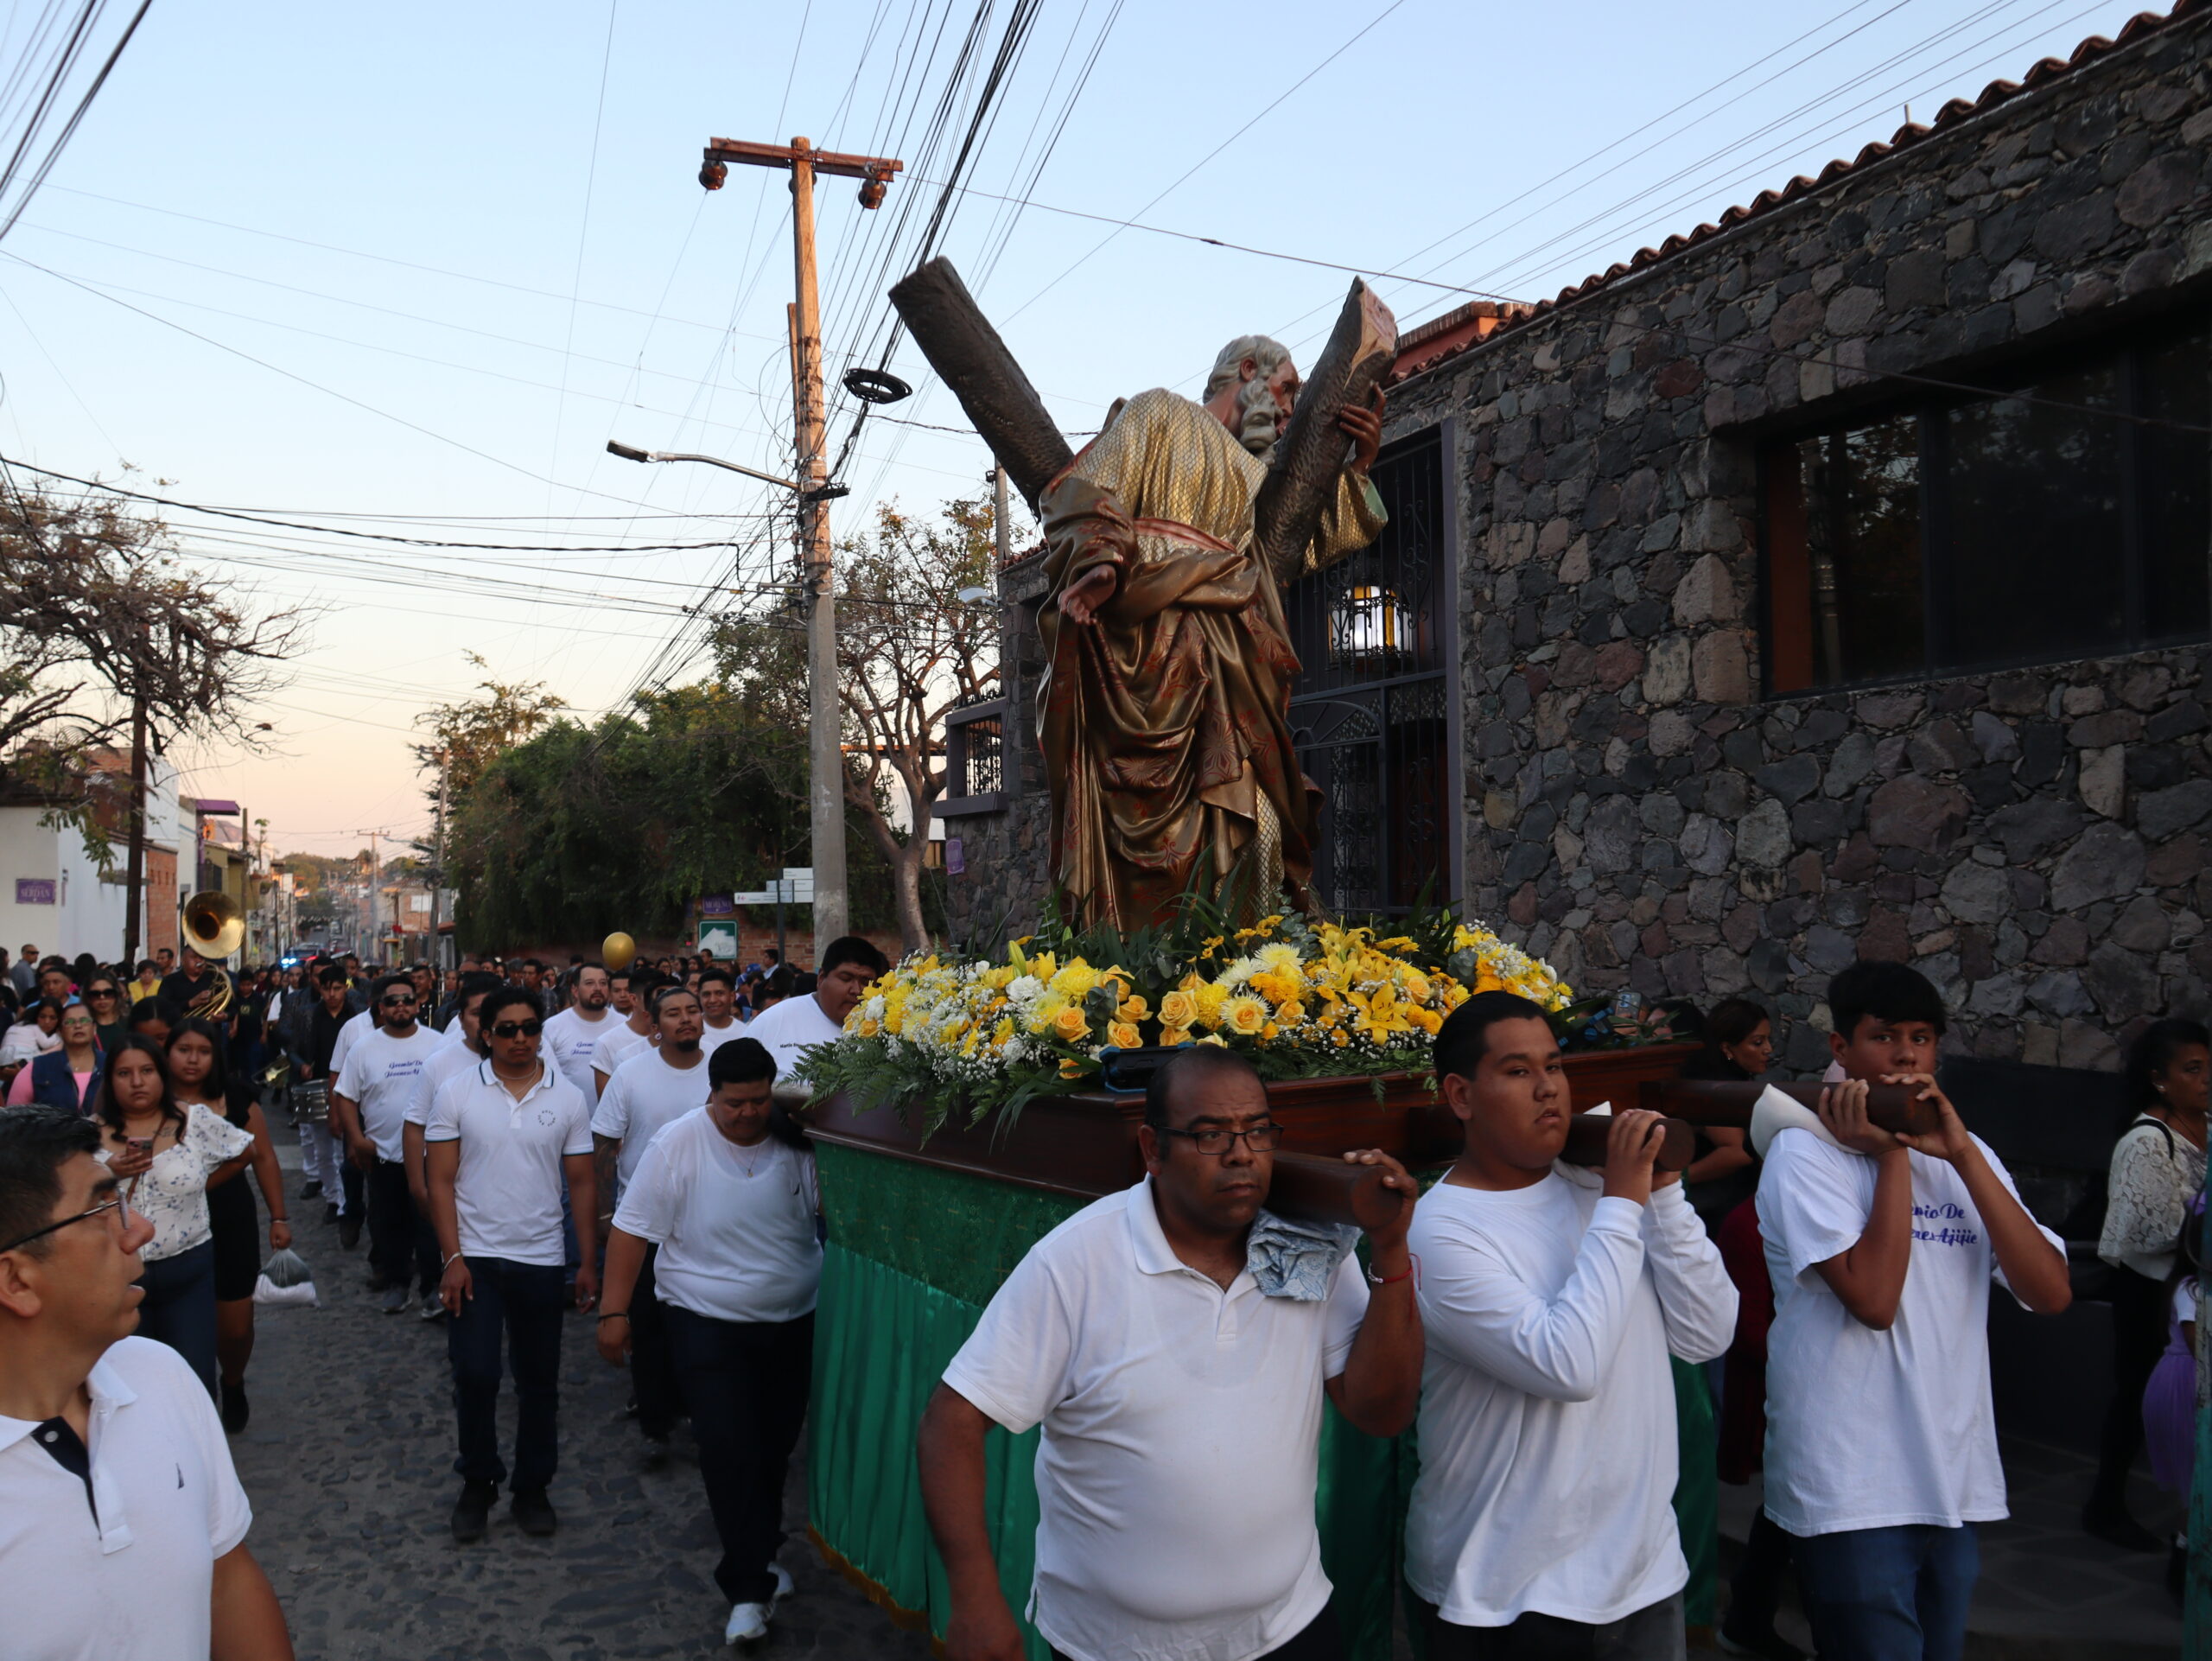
xmin=992 ymin=465 xmax=1011 ymax=566
xmin=700 ymin=136 xmax=901 ymax=951
xmin=431 ymin=748 xmax=449 ymax=970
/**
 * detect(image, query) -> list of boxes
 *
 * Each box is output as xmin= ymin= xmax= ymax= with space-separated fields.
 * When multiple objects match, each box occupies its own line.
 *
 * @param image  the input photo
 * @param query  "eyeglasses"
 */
xmin=379 ymin=996 xmax=416 ymax=1008
xmin=490 ymin=1020 xmax=543 ymax=1039
xmin=0 ymin=1193 xmax=131 ymax=1255
xmin=1158 ymin=1122 xmax=1284 ymax=1156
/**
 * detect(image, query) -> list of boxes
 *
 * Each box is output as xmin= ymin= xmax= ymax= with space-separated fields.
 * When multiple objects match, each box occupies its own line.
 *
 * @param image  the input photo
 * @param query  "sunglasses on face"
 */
xmin=490 ymin=1020 xmax=543 ymax=1039
xmin=379 ymin=995 xmax=416 ymax=1008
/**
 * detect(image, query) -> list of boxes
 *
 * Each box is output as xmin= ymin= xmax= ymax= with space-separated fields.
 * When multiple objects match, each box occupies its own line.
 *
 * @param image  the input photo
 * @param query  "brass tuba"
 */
xmin=179 ymin=892 xmax=244 ymax=1017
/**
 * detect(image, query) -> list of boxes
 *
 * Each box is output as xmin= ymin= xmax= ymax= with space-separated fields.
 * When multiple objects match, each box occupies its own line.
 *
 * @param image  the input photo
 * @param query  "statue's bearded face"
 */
xmin=1231 ymin=357 xmax=1301 ymax=455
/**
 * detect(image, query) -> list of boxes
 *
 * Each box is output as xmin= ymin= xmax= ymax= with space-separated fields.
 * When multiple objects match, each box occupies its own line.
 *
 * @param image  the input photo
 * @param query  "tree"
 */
xmin=819 ymin=496 xmax=1003 ymax=952
xmin=0 ymin=486 xmax=303 ymax=955
xmin=411 ymin=652 xmax=567 ymax=813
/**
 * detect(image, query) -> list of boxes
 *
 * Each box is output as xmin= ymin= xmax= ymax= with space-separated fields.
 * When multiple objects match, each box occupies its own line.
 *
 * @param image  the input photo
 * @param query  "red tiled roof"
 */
xmin=1391 ymin=0 xmax=2203 ymax=384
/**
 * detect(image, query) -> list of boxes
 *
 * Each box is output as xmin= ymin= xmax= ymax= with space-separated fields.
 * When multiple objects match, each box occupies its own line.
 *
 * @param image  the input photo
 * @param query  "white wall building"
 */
xmin=0 ymin=755 xmax=181 ymax=965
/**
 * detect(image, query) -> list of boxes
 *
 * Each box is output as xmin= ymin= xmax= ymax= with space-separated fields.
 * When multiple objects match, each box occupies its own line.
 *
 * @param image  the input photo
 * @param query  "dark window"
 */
xmin=944 ymin=705 xmax=1002 ymax=799
xmin=1283 ymin=431 xmax=1453 ymax=914
xmin=1764 ymin=318 xmax=2209 ymax=691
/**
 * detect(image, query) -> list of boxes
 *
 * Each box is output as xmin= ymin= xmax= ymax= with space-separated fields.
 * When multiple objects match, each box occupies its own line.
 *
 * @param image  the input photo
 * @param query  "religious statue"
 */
xmin=1034 ymin=341 xmax=1385 ymax=929
xmin=889 ymin=261 xmax=1398 ymax=932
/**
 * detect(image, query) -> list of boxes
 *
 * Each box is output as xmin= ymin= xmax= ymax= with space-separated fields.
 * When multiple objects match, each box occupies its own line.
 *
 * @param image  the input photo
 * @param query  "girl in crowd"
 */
xmin=169 ymin=1016 xmax=293 ymax=1432
xmin=1681 ymin=996 xmax=1774 ymax=1233
xmin=9 ymin=1000 xmax=105 ymax=1111
xmin=0 ymin=996 xmax=64 ymax=1079
xmin=2091 ymin=1017 xmax=2209 ymax=1549
xmin=2144 ymin=1194 xmax=2203 ymax=1598
xmin=92 ymin=1036 xmax=253 ymax=1397
xmin=82 ymin=973 xmax=130 ymax=1053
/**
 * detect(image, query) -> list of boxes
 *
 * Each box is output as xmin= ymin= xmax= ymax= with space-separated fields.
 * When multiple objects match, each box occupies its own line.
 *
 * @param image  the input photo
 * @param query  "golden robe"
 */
xmin=1038 ymin=387 xmax=1386 ymax=931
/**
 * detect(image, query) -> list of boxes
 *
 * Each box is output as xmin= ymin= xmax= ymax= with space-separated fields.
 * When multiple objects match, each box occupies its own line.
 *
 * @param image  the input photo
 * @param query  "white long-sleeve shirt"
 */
xmin=1405 ymin=1166 xmax=1737 ymax=1629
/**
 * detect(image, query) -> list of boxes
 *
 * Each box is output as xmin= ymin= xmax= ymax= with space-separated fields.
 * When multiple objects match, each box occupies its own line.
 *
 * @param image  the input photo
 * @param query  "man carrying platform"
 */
xmin=917 ymin=1046 xmax=1422 ymax=1661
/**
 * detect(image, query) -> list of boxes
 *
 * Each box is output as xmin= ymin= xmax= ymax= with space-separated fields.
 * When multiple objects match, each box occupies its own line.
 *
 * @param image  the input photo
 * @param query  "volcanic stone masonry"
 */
xmin=949 ymin=6 xmax=2212 ymax=1072
xmin=1377 ymin=6 xmax=2212 ymax=1072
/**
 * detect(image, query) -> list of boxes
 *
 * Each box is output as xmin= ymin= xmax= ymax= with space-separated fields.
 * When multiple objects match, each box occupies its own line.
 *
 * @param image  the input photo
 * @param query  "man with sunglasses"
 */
xmin=919 ymin=1046 xmax=1423 ymax=1661
xmin=424 ymin=986 xmax=598 ymax=1543
xmin=333 ymin=976 xmax=447 ymax=1315
xmin=0 ymin=1107 xmax=292 ymax=1659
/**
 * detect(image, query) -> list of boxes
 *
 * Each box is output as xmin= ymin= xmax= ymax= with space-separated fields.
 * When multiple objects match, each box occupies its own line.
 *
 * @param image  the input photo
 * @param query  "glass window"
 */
xmin=1943 ymin=360 xmax=2125 ymax=666
xmin=1764 ymin=317 xmax=2210 ymax=691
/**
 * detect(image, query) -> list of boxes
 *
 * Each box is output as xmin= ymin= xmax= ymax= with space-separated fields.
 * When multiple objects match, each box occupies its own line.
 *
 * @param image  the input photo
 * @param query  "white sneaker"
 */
xmin=767 ymin=1561 xmax=794 ymax=1607
xmin=723 ymin=1601 xmax=769 ymax=1644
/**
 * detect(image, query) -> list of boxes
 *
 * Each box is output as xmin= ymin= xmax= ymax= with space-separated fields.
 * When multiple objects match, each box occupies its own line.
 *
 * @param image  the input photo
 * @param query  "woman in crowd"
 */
xmin=9 ymin=999 xmax=105 ymax=1111
xmin=2090 ymin=1017 xmax=2209 ymax=1549
xmin=92 ymin=1035 xmax=254 ymax=1397
xmin=169 ymin=1016 xmax=293 ymax=1432
xmin=2144 ymin=1194 xmax=2202 ymax=1598
xmin=0 ymin=996 xmax=64 ymax=1079
xmin=83 ymin=972 xmax=130 ymax=1053
xmin=1680 ymin=996 xmax=1774 ymax=1233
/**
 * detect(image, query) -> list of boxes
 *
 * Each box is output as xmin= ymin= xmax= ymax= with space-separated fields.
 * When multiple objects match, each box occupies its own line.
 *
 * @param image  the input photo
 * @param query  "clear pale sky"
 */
xmin=0 ymin=0 xmax=2157 ymax=858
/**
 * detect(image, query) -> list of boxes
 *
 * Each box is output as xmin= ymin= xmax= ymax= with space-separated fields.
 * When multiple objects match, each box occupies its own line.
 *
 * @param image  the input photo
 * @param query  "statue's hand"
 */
xmin=1337 ymin=385 xmax=1385 ymax=474
xmin=1058 ymin=564 xmax=1118 ymax=626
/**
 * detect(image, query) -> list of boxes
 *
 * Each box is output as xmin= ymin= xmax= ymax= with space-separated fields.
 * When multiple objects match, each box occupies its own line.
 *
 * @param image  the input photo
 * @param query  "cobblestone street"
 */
xmin=227 ymin=1143 xmax=932 ymax=1661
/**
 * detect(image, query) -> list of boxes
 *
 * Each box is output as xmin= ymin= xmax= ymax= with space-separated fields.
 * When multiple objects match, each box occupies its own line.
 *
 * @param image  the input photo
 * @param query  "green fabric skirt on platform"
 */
xmin=808 ymin=1141 xmax=1718 ymax=1658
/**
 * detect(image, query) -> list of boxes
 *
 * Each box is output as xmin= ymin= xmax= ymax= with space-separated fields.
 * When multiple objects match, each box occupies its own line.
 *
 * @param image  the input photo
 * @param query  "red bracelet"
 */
xmin=1366 ymin=1252 xmax=1419 ymax=1289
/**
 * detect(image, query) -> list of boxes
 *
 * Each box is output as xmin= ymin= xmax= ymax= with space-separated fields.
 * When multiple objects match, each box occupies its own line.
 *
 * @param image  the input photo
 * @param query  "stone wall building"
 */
xmin=946 ymin=3 xmax=2212 ymax=1074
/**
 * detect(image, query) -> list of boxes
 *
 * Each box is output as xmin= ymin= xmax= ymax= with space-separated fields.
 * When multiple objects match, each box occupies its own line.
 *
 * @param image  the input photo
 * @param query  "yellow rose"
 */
xmin=1158 ymin=989 xmax=1198 ymax=1029
xmin=1117 ymin=995 xmax=1149 ymax=1023
xmin=1109 ymin=1021 xmax=1143 ymax=1049
xmin=856 ymin=1017 xmax=880 ymax=1037
xmin=1052 ymin=1005 xmax=1090 ymax=1043
xmin=1197 ymin=1034 xmax=1227 ymax=1047
xmin=1059 ymin=1058 xmax=1084 ymax=1079
xmin=1276 ymin=1000 xmax=1307 ymax=1025
xmin=1223 ymin=995 xmax=1267 ymax=1036
xmin=1157 ymin=1026 xmax=1192 ymax=1047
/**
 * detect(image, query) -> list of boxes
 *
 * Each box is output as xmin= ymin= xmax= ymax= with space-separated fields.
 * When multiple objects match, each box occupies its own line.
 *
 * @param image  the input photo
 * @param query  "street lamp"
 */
xmin=605 ymin=440 xmax=851 ymax=502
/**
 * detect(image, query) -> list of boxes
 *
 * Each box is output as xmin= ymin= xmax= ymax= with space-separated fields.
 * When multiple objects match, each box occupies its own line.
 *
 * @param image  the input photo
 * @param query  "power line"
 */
xmin=0 ymin=455 xmax=770 ymax=550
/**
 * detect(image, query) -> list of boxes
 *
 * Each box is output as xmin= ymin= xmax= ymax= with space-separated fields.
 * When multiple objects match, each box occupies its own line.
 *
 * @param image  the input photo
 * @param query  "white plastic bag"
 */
xmin=253 ymin=1246 xmax=318 ymax=1307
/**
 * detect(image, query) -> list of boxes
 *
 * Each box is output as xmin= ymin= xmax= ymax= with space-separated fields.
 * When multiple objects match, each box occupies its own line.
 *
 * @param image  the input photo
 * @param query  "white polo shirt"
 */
xmin=334 ymin=1022 xmax=446 ymax=1160
xmin=611 ymin=1107 xmax=821 ymax=1323
xmin=405 ymin=1040 xmax=482 ymax=1129
xmin=943 ymin=1179 xmax=1368 ymax=1661
xmin=0 ymin=1337 xmax=251 ymax=1661
xmin=423 ymin=1060 xmax=593 ymax=1266
xmin=544 ymin=1004 xmax=620 ymax=1103
xmin=741 ymin=990 xmax=844 ymax=1081
xmin=590 ymin=1047 xmax=712 ymax=1192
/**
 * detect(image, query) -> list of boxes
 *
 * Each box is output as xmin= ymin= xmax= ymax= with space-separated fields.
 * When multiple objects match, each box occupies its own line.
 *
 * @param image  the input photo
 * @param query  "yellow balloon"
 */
xmin=602 ymin=932 xmax=637 ymax=972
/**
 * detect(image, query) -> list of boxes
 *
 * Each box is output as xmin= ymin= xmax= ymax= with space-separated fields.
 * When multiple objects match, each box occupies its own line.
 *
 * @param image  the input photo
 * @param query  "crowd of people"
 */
xmin=0 ymin=932 xmax=2200 ymax=1661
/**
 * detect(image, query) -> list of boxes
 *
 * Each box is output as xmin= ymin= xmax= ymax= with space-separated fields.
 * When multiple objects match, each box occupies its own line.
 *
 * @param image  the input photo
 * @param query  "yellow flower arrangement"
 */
xmin=797 ymin=907 xmax=1574 ymax=1137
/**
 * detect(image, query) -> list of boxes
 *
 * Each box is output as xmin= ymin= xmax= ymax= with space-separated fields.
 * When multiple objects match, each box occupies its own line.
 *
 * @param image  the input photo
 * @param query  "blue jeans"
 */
xmin=446 ymin=1256 xmax=566 ymax=1492
xmin=1789 ymin=1523 xmax=1978 ymax=1661
xmin=136 ymin=1239 xmax=219 ymax=1400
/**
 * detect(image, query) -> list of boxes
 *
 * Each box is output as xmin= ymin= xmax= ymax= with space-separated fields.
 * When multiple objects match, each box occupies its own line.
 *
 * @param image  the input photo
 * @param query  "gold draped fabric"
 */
xmin=1037 ymin=387 xmax=1386 ymax=931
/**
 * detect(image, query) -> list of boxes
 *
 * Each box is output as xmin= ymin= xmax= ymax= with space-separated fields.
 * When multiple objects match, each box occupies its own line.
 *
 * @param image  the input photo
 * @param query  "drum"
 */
xmin=292 ymin=1079 xmax=329 ymax=1124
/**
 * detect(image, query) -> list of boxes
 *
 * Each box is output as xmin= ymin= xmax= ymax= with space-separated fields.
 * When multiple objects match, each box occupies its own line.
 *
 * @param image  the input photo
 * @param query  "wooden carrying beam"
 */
xmin=889 ymin=257 xmax=1074 ymax=512
xmin=1639 ymin=1078 xmax=1943 ymax=1139
xmin=1264 ymin=1115 xmax=1695 ymax=1228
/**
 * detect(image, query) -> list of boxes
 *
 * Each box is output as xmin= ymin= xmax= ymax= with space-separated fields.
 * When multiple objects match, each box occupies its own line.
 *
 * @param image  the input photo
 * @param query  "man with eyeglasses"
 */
xmin=919 ymin=1046 xmax=1423 ymax=1661
xmin=424 ymin=985 xmax=598 ymax=1543
xmin=333 ymin=976 xmax=448 ymax=1315
xmin=0 ymin=1106 xmax=293 ymax=1659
